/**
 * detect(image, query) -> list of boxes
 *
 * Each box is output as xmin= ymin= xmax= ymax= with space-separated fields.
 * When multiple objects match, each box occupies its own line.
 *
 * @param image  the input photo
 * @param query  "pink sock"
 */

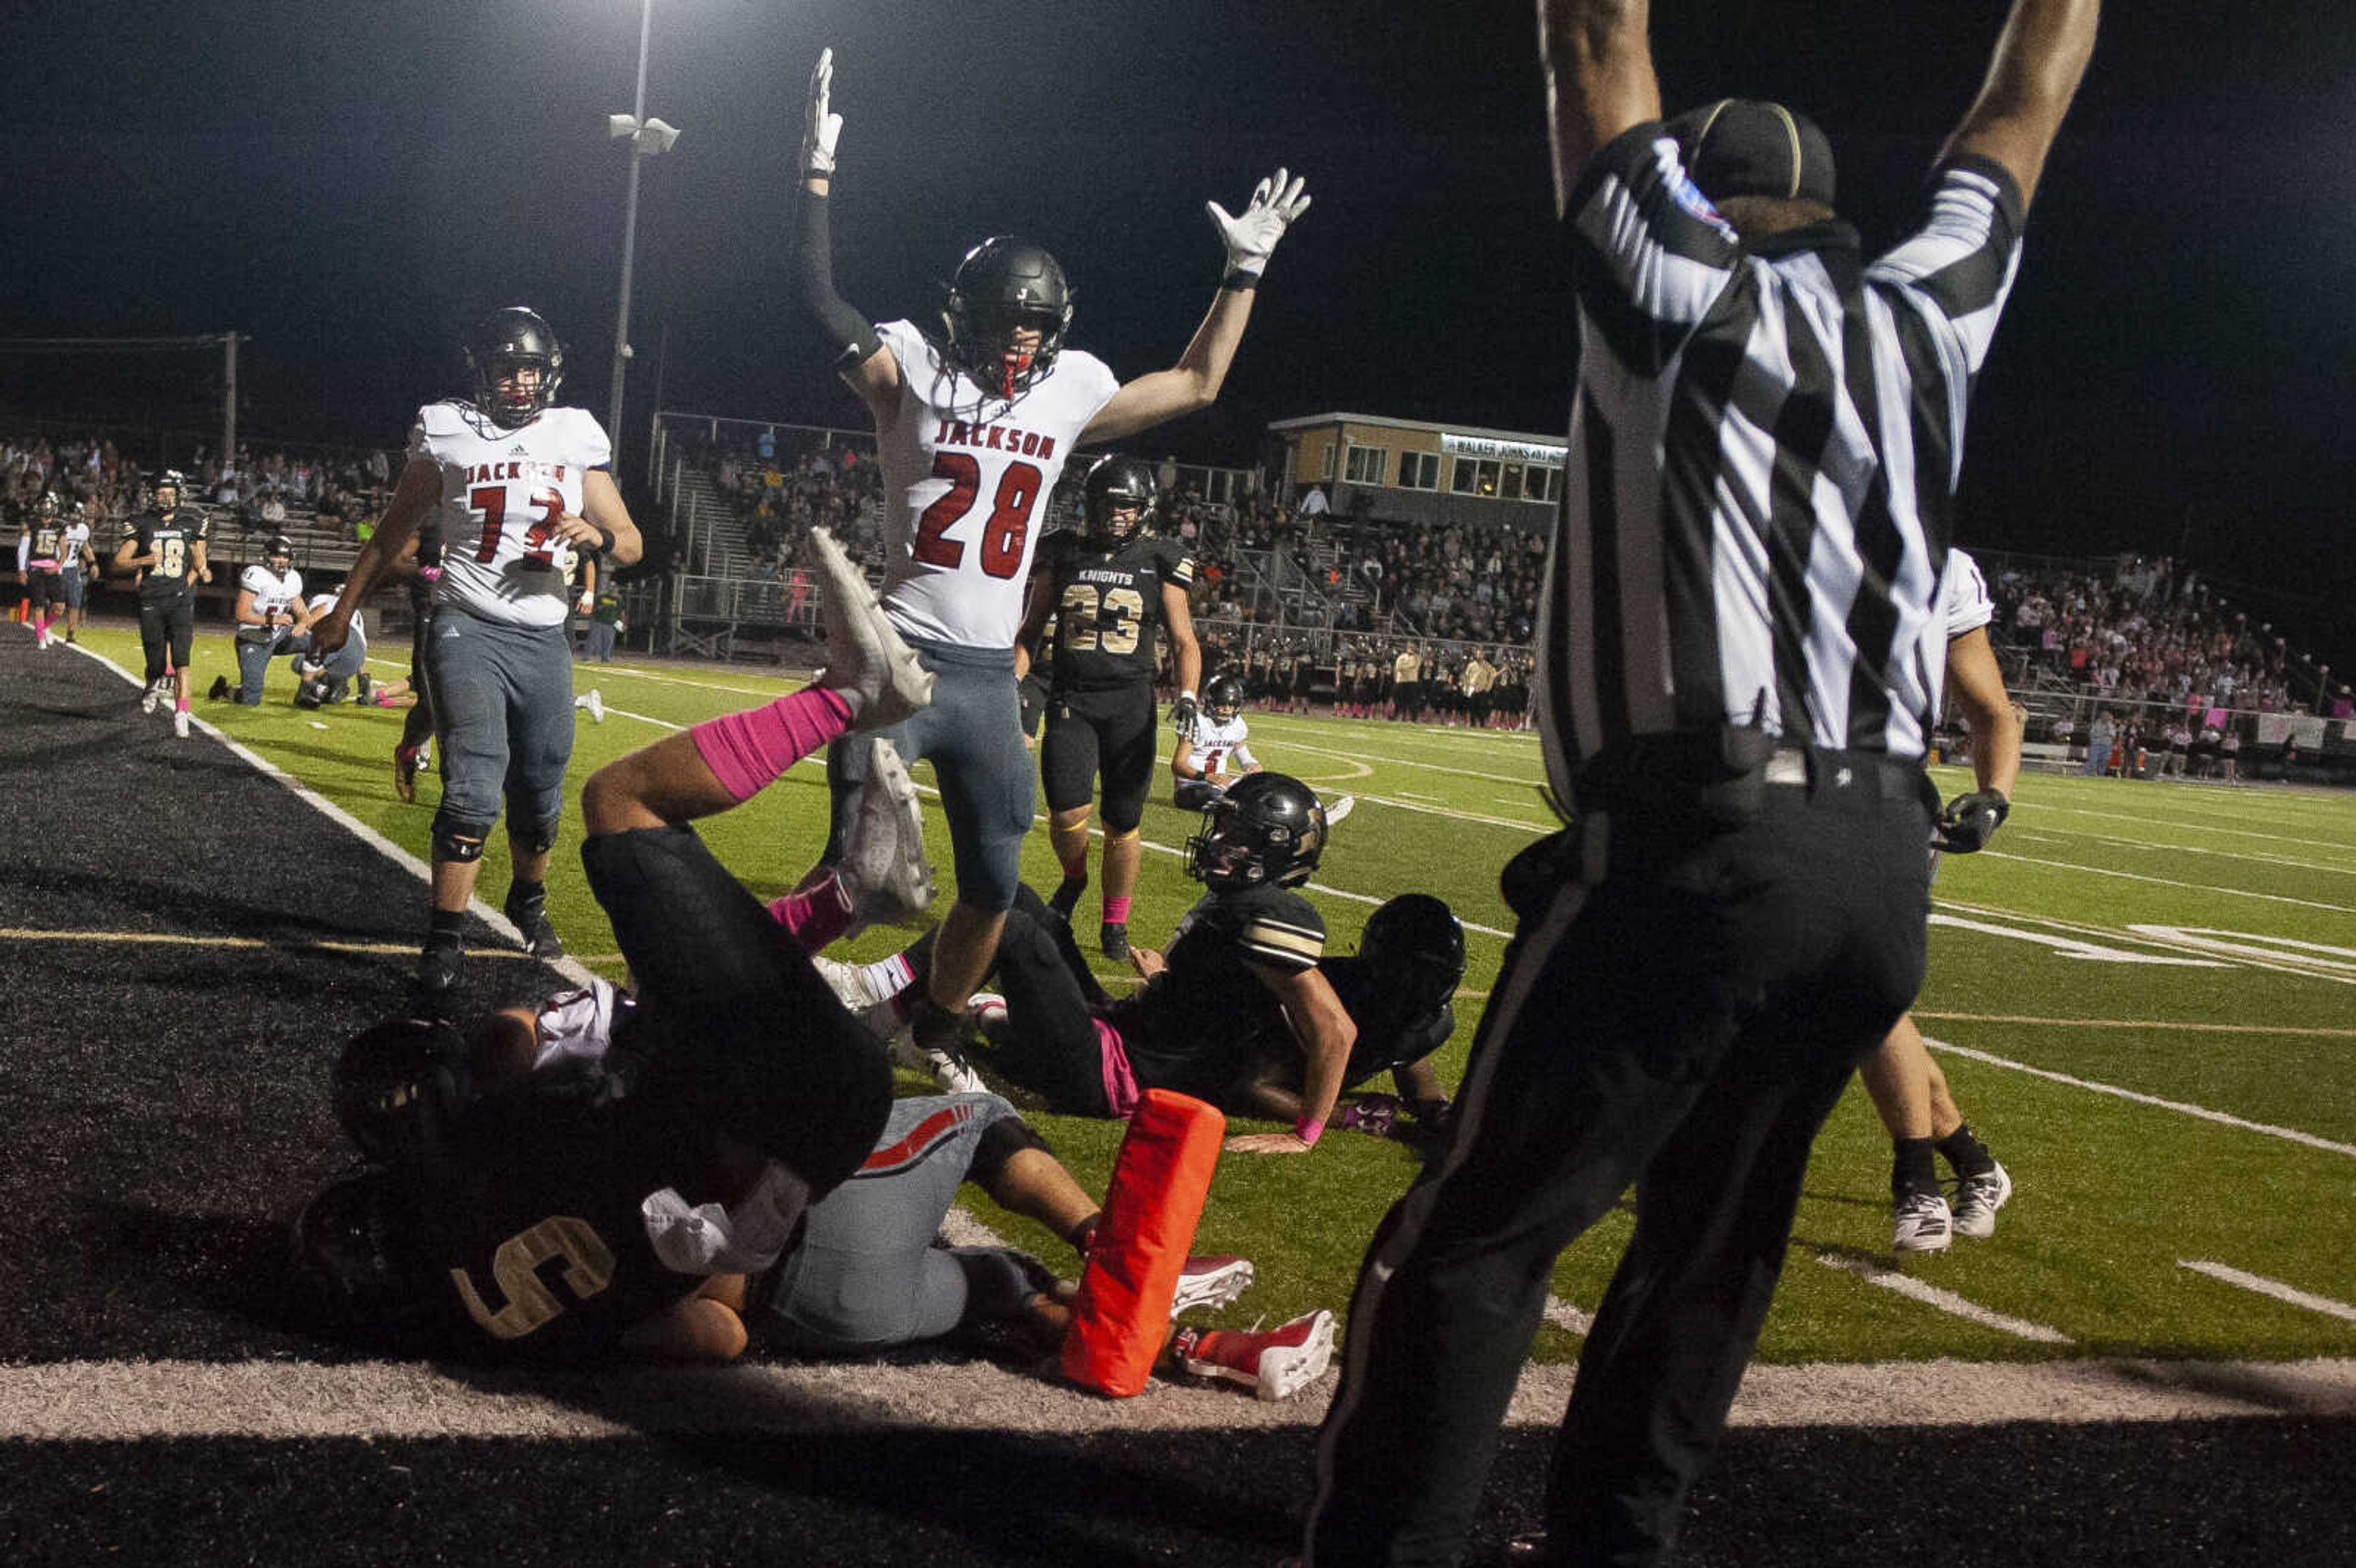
xmin=33 ymin=615 xmax=47 ymax=638
xmin=767 ymin=871 xmax=858 ymax=951
xmin=176 ymin=694 xmax=191 ymax=713
xmin=691 ymin=686 xmax=853 ymax=804
xmin=1059 ymin=852 xmax=1088 ymax=884
xmin=1101 ymin=895 xmax=1132 ymax=925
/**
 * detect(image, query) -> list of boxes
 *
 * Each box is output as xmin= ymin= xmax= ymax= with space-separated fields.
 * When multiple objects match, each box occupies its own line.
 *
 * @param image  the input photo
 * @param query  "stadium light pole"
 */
xmin=606 ymin=0 xmax=680 ymax=485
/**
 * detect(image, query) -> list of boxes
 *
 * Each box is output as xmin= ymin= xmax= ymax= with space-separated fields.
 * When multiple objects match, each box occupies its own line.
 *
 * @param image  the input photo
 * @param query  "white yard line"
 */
xmin=1814 ymin=1253 xmax=2074 ymax=1343
xmin=1980 ymin=845 xmax=2356 ymax=915
xmin=2046 ymin=802 xmax=2356 ymax=857
xmin=2177 ymin=1261 xmax=2356 ymax=1324
xmin=1921 ymin=1033 xmax=2356 ymax=1160
xmin=1914 ymin=1010 xmax=2356 ymax=1039
xmin=9 ymin=1354 xmax=2349 ymax=1439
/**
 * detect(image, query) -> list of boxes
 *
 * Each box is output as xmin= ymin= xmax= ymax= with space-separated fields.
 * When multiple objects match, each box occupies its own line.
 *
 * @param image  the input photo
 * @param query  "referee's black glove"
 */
xmin=1934 ymin=790 xmax=2010 ymax=853
xmin=1168 ymin=691 xmax=1199 ymax=737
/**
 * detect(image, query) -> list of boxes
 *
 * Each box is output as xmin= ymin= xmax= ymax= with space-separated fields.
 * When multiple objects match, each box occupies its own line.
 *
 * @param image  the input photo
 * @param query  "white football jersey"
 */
xmin=61 ymin=520 xmax=91 ymax=563
xmin=1185 ymin=713 xmax=1255 ymax=780
xmin=306 ymin=590 xmax=363 ymax=638
xmin=1941 ymin=548 xmax=1993 ymax=640
xmin=238 ymin=563 xmax=304 ymax=619
xmin=412 ymin=401 xmax=612 ymax=628
xmin=871 ymin=319 xmax=1120 ymax=648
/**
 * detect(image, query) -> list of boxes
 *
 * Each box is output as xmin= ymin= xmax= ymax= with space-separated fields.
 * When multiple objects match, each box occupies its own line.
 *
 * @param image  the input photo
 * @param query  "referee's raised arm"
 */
xmin=1940 ymin=0 xmax=2102 ymax=210
xmin=1539 ymin=0 xmax=1661 ymax=217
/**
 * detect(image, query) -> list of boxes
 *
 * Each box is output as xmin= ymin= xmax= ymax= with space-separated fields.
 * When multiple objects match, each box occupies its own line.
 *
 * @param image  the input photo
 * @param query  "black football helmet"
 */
xmin=1206 ymin=672 xmax=1246 ymax=723
xmin=1185 ymin=771 xmax=1328 ymax=890
xmin=152 ymin=470 xmax=186 ymax=509
xmin=332 ymin=1016 xmax=471 ymax=1165
xmin=265 ymin=534 xmax=294 ymax=567
xmin=1081 ymin=455 xmax=1157 ymax=547
xmin=287 ymin=1167 xmax=431 ymax=1336
xmin=942 ymin=237 xmax=1071 ymax=399
xmin=34 ymin=491 xmax=61 ymax=518
xmin=463 ymin=306 xmax=564 ymax=429
xmin=1360 ymin=893 xmax=1466 ymax=1017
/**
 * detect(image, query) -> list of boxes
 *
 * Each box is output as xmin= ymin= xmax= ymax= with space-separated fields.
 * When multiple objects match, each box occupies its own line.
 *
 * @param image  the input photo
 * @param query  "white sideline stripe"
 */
xmin=1815 ymin=1255 xmax=2074 ymax=1343
xmin=2179 ymin=1261 xmax=2356 ymax=1324
xmin=68 ymin=644 xmax=593 ymax=990
xmin=1922 ymin=1034 xmax=2356 ymax=1160
xmin=1982 ymin=845 xmax=2356 ymax=915
xmin=1543 ymin=1297 xmax=1593 ymax=1336
xmin=7 ymin=1355 xmax=2352 ymax=1439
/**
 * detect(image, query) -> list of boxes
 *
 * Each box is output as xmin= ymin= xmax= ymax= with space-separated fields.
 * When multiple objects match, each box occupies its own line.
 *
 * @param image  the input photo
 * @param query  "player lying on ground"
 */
xmin=290 ymin=528 xmax=933 ymax=1362
xmin=823 ymin=775 xmax=1446 ymax=1156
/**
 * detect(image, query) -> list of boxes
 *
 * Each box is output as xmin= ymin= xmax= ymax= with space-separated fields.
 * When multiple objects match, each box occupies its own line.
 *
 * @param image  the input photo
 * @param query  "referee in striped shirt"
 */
xmin=1304 ymin=4 xmax=2098 ymax=1564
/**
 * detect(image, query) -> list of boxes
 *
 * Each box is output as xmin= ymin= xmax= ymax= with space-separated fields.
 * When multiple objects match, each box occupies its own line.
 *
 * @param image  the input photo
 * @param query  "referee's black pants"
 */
xmin=1306 ymin=755 xmax=1931 ymax=1568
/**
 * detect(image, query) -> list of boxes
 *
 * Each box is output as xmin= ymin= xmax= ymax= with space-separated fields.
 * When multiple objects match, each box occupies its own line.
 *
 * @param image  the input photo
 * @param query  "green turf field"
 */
xmin=85 ymin=623 xmax=2356 ymax=1368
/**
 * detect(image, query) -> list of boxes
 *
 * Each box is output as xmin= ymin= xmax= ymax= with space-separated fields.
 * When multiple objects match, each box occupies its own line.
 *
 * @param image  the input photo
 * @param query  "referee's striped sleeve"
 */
xmin=1865 ymin=155 xmax=2027 ymax=378
xmin=1240 ymin=915 xmax=1325 ymax=973
xmin=1566 ymin=123 xmax=1743 ymax=377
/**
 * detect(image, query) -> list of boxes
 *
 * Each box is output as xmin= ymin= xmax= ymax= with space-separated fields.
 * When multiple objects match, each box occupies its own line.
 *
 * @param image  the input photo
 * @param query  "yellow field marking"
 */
xmin=1913 ymin=1010 xmax=2356 ymax=1038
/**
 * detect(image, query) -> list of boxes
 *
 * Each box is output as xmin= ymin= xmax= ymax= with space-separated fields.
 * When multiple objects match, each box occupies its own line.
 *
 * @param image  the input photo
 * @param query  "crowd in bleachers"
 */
xmin=1991 ymin=555 xmax=2345 ymax=718
xmin=3 ymin=428 xmax=393 ymax=548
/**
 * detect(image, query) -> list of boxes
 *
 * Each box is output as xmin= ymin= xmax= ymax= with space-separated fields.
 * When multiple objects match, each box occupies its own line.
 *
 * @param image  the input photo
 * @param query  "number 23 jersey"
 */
xmin=412 ymin=400 xmax=612 ymax=629
xmin=872 ymin=318 xmax=1119 ymax=650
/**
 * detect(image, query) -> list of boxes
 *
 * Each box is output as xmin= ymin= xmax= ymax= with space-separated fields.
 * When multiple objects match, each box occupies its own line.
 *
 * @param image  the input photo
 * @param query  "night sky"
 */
xmin=5 ymin=1 xmax=2352 ymax=658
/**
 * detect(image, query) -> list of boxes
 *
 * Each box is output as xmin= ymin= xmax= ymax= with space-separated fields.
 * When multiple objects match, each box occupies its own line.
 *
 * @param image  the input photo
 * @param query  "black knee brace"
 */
xmin=509 ymin=812 xmax=563 ymax=858
xmin=431 ymin=813 xmax=493 ymax=864
xmin=969 ymin=1111 xmax=1052 ymax=1189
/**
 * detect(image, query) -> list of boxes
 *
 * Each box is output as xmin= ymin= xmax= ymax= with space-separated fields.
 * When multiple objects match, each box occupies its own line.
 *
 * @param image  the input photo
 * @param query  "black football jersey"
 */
xmin=1111 ymin=882 xmax=1325 ymax=1099
xmin=123 ymin=509 xmax=208 ymax=601
xmin=1036 ymin=529 xmax=1194 ymax=692
xmin=28 ymin=523 xmax=65 ymax=563
xmin=400 ymin=1088 xmax=725 ymax=1362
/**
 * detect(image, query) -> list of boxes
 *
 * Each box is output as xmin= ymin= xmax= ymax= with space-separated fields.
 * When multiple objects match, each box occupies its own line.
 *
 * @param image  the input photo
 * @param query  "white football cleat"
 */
xmin=808 ymin=526 xmax=933 ymax=730
xmin=577 ymin=687 xmax=606 ymax=724
xmin=837 ymin=739 xmax=934 ymax=934
xmin=1950 ymin=1162 xmax=2012 ymax=1240
xmin=1891 ymin=1189 xmax=1953 ymax=1254
xmin=172 ymin=708 xmax=191 ymax=739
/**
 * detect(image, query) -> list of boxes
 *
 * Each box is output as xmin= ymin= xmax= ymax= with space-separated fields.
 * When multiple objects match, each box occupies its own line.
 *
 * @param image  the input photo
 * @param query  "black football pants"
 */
xmin=1307 ymin=759 xmax=1933 ymax=1567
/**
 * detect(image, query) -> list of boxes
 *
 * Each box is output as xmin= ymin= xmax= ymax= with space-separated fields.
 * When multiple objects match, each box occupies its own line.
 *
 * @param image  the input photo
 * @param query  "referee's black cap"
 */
xmin=1666 ymin=99 xmax=1836 ymax=207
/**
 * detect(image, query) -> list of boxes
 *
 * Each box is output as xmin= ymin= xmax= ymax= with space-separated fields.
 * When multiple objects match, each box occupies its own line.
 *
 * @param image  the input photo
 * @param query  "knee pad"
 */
xmin=509 ymin=812 xmax=563 ymax=858
xmin=431 ymin=813 xmax=494 ymax=864
xmin=969 ymin=1110 xmax=1052 ymax=1189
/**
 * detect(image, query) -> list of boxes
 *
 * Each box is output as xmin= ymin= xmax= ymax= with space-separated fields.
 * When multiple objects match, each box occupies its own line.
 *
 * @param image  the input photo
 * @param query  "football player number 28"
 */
xmin=911 ymin=455 xmax=1041 ymax=578
xmin=469 ymin=485 xmax=568 ymax=568
xmin=448 ymin=1215 xmax=615 ymax=1340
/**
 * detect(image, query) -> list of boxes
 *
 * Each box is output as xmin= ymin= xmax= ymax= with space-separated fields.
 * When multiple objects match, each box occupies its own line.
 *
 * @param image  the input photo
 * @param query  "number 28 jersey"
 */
xmin=872 ymin=319 xmax=1120 ymax=650
xmin=411 ymin=401 xmax=613 ymax=629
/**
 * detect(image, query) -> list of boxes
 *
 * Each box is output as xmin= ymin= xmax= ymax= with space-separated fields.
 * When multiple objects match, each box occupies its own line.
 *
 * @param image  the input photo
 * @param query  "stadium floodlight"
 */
xmin=606 ymin=0 xmax=680 ymax=483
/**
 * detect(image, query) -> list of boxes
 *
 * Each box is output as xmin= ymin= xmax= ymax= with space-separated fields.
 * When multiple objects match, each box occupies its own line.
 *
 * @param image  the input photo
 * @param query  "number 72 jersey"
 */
xmin=871 ymin=318 xmax=1120 ymax=649
xmin=412 ymin=400 xmax=613 ymax=629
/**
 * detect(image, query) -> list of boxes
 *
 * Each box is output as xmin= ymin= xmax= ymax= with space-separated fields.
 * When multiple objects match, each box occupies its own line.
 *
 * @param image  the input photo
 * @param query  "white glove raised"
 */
xmin=801 ymin=47 xmax=842 ymax=177
xmin=1206 ymin=167 xmax=1312 ymax=279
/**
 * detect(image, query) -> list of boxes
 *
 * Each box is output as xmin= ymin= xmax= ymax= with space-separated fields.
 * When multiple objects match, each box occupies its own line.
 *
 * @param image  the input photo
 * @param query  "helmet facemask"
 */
xmin=463 ymin=308 xmax=565 ymax=431
xmin=1081 ymin=455 xmax=1157 ymax=547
